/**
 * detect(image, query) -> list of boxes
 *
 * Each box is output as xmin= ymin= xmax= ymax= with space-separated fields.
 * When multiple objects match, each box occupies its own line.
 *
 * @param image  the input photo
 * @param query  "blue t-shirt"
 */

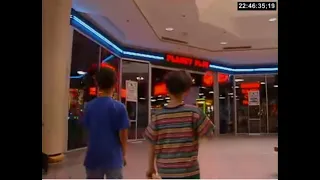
xmin=82 ymin=97 xmax=130 ymax=169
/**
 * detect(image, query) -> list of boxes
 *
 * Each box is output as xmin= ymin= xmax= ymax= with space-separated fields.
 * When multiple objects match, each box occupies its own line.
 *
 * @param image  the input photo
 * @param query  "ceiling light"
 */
xmin=77 ymin=71 xmax=86 ymax=75
xmin=209 ymin=91 xmax=214 ymax=94
xmin=269 ymin=18 xmax=277 ymax=22
xmin=136 ymin=76 xmax=144 ymax=81
xmin=165 ymin=27 xmax=174 ymax=31
xmin=274 ymin=85 xmax=278 ymax=88
xmin=220 ymin=42 xmax=228 ymax=45
xmin=235 ymin=79 xmax=244 ymax=82
xmin=260 ymin=82 xmax=265 ymax=84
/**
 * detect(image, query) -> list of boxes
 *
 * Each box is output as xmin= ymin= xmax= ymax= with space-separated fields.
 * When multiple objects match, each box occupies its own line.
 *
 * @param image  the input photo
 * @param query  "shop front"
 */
xmin=67 ymin=10 xmax=278 ymax=151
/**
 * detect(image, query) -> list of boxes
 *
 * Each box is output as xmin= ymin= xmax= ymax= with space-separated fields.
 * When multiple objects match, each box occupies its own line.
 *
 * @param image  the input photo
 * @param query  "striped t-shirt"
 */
xmin=144 ymin=104 xmax=214 ymax=178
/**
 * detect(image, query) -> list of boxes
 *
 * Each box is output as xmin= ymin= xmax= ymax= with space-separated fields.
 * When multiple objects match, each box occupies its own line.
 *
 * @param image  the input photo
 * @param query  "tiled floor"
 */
xmin=43 ymin=135 xmax=278 ymax=179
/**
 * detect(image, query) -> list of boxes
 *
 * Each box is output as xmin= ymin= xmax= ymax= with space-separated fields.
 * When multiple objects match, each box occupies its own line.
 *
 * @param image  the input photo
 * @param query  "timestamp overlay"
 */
xmin=238 ymin=1 xmax=277 ymax=11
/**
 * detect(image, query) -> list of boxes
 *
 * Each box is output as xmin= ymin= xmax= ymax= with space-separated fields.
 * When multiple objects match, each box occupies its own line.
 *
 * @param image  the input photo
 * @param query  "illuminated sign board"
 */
xmin=202 ymin=71 xmax=229 ymax=87
xmin=239 ymin=82 xmax=260 ymax=105
xmin=165 ymin=54 xmax=210 ymax=69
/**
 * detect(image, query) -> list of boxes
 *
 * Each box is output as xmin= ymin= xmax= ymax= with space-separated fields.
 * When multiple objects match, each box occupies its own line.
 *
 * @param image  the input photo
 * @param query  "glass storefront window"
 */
xmin=121 ymin=60 xmax=150 ymax=140
xmin=234 ymin=75 xmax=268 ymax=134
xmin=219 ymin=75 xmax=234 ymax=134
xmin=68 ymin=30 xmax=100 ymax=150
xmin=266 ymin=75 xmax=278 ymax=133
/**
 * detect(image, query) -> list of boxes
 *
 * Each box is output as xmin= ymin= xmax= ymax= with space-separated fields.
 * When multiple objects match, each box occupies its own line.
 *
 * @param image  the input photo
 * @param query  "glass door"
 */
xmin=121 ymin=60 xmax=150 ymax=140
xmin=235 ymin=75 xmax=267 ymax=134
xmin=248 ymin=98 xmax=261 ymax=134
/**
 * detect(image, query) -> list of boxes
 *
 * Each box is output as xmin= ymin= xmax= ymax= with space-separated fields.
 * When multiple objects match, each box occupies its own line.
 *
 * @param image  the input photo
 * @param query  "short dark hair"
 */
xmin=95 ymin=67 xmax=117 ymax=91
xmin=164 ymin=70 xmax=193 ymax=95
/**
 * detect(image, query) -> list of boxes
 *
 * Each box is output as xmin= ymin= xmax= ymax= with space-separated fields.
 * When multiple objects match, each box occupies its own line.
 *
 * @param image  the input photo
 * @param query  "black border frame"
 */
xmin=8 ymin=0 xmax=311 ymax=179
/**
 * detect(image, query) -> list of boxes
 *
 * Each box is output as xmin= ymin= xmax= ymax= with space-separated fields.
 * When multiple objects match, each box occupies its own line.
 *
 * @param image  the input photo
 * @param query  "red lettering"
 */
xmin=166 ymin=54 xmax=175 ymax=62
xmin=194 ymin=59 xmax=209 ymax=69
xmin=202 ymin=61 xmax=210 ymax=69
xmin=165 ymin=54 xmax=209 ymax=69
xmin=194 ymin=60 xmax=201 ymax=67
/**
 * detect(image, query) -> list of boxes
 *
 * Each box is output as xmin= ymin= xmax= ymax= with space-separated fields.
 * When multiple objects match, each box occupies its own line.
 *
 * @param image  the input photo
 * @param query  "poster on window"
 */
xmin=125 ymin=80 xmax=138 ymax=102
xmin=248 ymin=90 xmax=260 ymax=106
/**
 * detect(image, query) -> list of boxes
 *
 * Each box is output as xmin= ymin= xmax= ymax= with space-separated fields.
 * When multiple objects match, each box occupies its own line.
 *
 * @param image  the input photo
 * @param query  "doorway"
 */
xmin=234 ymin=75 xmax=267 ymax=134
xmin=121 ymin=59 xmax=150 ymax=141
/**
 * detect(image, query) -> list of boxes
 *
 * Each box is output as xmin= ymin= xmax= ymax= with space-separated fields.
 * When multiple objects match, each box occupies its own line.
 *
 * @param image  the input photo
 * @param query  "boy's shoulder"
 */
xmin=153 ymin=104 xmax=202 ymax=116
xmin=109 ymin=98 xmax=126 ymax=110
xmin=88 ymin=97 xmax=125 ymax=110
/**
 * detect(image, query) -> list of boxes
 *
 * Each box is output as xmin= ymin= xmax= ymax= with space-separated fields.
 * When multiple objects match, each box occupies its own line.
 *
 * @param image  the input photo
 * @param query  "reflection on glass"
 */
xmin=68 ymin=31 xmax=100 ymax=150
xmin=235 ymin=75 xmax=267 ymax=134
xmin=126 ymin=102 xmax=137 ymax=120
xmin=129 ymin=121 xmax=137 ymax=140
xmin=121 ymin=60 xmax=149 ymax=140
xmin=266 ymin=75 xmax=278 ymax=133
xmin=219 ymin=75 xmax=234 ymax=134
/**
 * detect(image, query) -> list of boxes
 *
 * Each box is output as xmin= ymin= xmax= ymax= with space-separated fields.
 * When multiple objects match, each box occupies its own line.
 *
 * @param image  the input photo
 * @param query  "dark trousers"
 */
xmin=162 ymin=174 xmax=200 ymax=179
xmin=42 ymin=152 xmax=48 ymax=173
xmin=86 ymin=168 xmax=123 ymax=179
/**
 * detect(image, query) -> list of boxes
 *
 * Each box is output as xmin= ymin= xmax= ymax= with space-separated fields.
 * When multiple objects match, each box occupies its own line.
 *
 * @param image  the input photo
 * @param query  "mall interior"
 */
xmin=43 ymin=0 xmax=278 ymax=174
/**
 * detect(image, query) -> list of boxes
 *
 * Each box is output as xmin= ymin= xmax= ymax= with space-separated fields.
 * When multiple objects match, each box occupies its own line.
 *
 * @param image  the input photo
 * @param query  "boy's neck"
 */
xmin=167 ymin=95 xmax=184 ymax=107
xmin=98 ymin=90 xmax=113 ymax=97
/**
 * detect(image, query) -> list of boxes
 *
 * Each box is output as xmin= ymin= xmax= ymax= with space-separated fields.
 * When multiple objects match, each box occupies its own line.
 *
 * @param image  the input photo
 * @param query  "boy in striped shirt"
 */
xmin=144 ymin=70 xmax=214 ymax=179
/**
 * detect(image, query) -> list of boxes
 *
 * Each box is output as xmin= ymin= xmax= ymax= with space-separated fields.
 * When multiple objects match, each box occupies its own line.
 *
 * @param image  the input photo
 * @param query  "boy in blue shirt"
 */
xmin=82 ymin=67 xmax=129 ymax=179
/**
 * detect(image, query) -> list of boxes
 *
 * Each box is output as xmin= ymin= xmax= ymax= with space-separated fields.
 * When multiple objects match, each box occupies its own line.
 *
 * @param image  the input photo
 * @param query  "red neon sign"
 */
xmin=240 ymin=82 xmax=260 ymax=89
xmin=89 ymin=87 xmax=97 ymax=96
xmin=240 ymin=82 xmax=260 ymax=105
xmin=154 ymin=82 xmax=167 ymax=96
xmin=166 ymin=54 xmax=210 ymax=69
xmin=202 ymin=71 xmax=229 ymax=87
xmin=101 ymin=63 xmax=115 ymax=70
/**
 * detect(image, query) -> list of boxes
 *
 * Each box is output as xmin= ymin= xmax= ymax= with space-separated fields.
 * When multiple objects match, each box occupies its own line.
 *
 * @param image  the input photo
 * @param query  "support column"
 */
xmin=42 ymin=0 xmax=73 ymax=163
xmin=213 ymin=72 xmax=220 ymax=135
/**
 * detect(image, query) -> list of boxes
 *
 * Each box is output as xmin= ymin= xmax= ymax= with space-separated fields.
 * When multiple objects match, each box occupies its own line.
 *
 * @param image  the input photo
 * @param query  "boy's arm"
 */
xmin=144 ymin=115 xmax=158 ymax=175
xmin=194 ymin=111 xmax=215 ymax=139
xmin=117 ymin=104 xmax=130 ymax=157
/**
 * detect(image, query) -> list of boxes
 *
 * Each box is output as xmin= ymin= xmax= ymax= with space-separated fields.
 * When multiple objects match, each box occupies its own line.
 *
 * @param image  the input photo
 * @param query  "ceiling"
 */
xmin=72 ymin=0 xmax=278 ymax=66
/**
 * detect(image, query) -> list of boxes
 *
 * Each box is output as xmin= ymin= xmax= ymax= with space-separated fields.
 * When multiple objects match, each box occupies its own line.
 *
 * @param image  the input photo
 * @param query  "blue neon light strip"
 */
xmin=70 ymin=14 xmax=277 ymax=74
xmin=70 ymin=55 xmax=115 ymax=79
xmin=209 ymin=64 xmax=278 ymax=73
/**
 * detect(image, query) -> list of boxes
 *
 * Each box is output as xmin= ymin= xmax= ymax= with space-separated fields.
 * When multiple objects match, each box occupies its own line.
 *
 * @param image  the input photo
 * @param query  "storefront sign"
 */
xmin=202 ymin=71 xmax=229 ymax=87
xmin=165 ymin=54 xmax=210 ymax=69
xmin=240 ymin=82 xmax=260 ymax=105
xmin=154 ymin=82 xmax=167 ymax=96
xmin=125 ymin=80 xmax=138 ymax=102
xmin=248 ymin=90 xmax=260 ymax=106
xmin=89 ymin=87 xmax=97 ymax=96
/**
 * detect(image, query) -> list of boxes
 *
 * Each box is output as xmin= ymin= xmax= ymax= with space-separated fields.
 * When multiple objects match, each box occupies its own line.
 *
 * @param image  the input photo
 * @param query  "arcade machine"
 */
xmin=196 ymin=98 xmax=214 ymax=121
